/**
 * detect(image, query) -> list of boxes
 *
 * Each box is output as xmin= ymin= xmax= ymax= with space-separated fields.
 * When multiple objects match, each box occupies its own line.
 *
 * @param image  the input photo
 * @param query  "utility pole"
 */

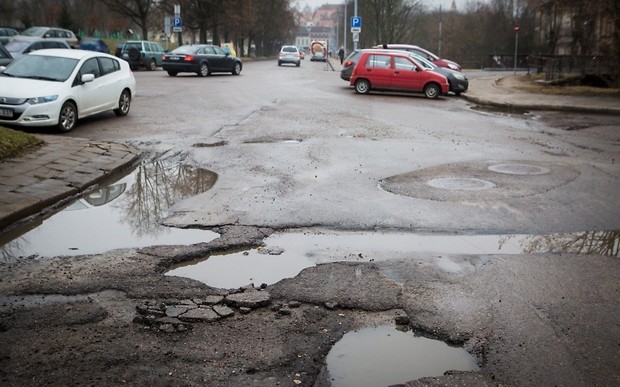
xmin=343 ymin=0 xmax=347 ymax=54
xmin=438 ymin=5 xmax=442 ymax=57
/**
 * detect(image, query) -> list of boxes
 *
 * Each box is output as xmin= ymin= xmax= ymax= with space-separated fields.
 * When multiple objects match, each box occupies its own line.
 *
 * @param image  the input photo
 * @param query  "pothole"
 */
xmin=488 ymin=163 xmax=550 ymax=175
xmin=379 ymin=160 xmax=579 ymax=201
xmin=192 ymin=140 xmax=228 ymax=147
xmin=325 ymin=325 xmax=479 ymax=387
xmin=243 ymin=138 xmax=303 ymax=144
xmin=0 ymin=160 xmax=219 ymax=261
xmin=164 ymin=230 xmax=619 ymax=289
xmin=426 ymin=177 xmax=495 ymax=191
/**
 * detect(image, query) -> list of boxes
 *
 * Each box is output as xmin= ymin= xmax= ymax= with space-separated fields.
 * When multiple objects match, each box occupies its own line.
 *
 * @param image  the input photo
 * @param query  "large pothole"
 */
xmin=379 ymin=160 xmax=579 ymax=201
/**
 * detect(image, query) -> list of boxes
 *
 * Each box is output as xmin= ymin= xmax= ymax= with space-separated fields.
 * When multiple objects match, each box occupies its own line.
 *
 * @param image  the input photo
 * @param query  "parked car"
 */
xmin=0 ymin=49 xmax=136 ymax=132
xmin=20 ymin=26 xmax=79 ymax=48
xmin=120 ymin=40 xmax=167 ymax=71
xmin=340 ymin=49 xmax=367 ymax=81
xmin=5 ymin=37 xmax=71 ymax=59
xmin=349 ymin=50 xmax=449 ymax=99
xmin=407 ymin=53 xmax=468 ymax=95
xmin=298 ymin=48 xmax=305 ymax=60
xmin=162 ymin=44 xmax=242 ymax=77
xmin=0 ymin=43 xmax=13 ymax=66
xmin=278 ymin=45 xmax=301 ymax=67
xmin=0 ymin=27 xmax=19 ymax=45
xmin=373 ymin=44 xmax=462 ymax=71
xmin=79 ymin=38 xmax=109 ymax=53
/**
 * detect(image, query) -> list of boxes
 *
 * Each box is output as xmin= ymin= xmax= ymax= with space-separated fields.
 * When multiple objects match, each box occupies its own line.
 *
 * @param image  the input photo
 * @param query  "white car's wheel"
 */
xmin=57 ymin=101 xmax=77 ymax=132
xmin=114 ymin=89 xmax=131 ymax=116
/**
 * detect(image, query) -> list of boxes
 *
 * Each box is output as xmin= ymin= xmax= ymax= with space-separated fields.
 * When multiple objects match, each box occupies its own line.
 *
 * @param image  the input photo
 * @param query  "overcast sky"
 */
xmin=295 ymin=0 xmax=458 ymax=12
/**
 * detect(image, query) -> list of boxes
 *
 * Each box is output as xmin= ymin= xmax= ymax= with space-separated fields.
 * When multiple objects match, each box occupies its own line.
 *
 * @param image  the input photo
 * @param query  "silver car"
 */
xmin=278 ymin=45 xmax=301 ymax=67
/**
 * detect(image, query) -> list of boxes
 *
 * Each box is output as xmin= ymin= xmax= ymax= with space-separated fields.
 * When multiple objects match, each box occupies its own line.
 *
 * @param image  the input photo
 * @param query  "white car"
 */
xmin=0 ymin=49 xmax=136 ymax=132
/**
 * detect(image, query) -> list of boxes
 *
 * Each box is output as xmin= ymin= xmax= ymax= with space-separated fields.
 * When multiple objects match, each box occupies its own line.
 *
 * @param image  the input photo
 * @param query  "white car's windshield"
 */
xmin=2 ymin=55 xmax=78 ymax=82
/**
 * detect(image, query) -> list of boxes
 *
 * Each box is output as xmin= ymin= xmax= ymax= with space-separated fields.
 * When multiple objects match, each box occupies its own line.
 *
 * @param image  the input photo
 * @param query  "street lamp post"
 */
xmin=306 ymin=22 xmax=312 ymax=47
xmin=343 ymin=0 xmax=347 ymax=54
xmin=514 ymin=24 xmax=520 ymax=74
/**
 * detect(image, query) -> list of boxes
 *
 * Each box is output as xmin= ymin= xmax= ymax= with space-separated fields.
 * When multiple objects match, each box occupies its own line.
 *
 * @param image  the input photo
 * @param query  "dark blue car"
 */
xmin=79 ymin=38 xmax=109 ymax=54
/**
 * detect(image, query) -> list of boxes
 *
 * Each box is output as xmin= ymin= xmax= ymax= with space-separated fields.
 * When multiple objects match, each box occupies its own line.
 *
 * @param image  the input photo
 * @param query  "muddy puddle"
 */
xmin=0 ymin=160 xmax=218 ymax=262
xmin=325 ymin=325 xmax=478 ymax=386
xmin=166 ymin=230 xmax=619 ymax=288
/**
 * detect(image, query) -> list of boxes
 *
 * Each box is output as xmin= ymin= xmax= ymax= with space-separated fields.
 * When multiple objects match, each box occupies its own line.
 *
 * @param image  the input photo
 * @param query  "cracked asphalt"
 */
xmin=1 ymin=60 xmax=619 ymax=386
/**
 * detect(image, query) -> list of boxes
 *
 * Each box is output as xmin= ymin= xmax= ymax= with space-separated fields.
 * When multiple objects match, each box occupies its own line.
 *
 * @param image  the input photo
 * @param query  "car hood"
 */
xmin=0 ymin=76 xmax=65 ymax=97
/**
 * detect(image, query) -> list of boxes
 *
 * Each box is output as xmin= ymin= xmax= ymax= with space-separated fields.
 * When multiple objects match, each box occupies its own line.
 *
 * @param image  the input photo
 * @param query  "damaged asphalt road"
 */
xmin=1 ymin=225 xmax=618 ymax=386
xmin=2 ymin=64 xmax=620 ymax=386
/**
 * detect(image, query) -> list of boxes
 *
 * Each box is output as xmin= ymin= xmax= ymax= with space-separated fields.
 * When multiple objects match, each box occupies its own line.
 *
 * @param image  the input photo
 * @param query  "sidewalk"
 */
xmin=1 ymin=64 xmax=618 ymax=237
xmin=464 ymin=74 xmax=620 ymax=115
xmin=0 ymin=135 xmax=139 ymax=233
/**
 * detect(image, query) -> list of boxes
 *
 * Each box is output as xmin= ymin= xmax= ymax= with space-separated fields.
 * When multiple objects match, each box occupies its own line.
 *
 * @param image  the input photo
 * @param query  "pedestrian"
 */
xmin=338 ymin=47 xmax=345 ymax=65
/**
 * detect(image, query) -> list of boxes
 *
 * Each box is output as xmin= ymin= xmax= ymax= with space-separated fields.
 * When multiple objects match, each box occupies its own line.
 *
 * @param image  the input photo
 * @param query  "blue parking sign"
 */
xmin=173 ymin=17 xmax=182 ymax=28
xmin=351 ymin=16 xmax=362 ymax=28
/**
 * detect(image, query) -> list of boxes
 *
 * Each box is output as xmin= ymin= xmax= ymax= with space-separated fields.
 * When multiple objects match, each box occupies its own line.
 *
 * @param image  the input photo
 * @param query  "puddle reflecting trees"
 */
xmin=119 ymin=160 xmax=217 ymax=237
xmin=505 ymin=230 xmax=619 ymax=257
xmin=1 ymin=160 xmax=218 ymax=261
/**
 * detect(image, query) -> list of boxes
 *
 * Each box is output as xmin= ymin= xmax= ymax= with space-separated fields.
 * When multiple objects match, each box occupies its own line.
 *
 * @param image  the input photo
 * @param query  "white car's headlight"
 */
xmin=27 ymin=95 xmax=58 ymax=105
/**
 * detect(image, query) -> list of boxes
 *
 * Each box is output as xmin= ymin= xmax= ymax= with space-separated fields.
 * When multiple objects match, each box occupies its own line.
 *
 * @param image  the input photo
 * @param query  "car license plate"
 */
xmin=171 ymin=56 xmax=180 ymax=60
xmin=0 ymin=108 xmax=12 ymax=118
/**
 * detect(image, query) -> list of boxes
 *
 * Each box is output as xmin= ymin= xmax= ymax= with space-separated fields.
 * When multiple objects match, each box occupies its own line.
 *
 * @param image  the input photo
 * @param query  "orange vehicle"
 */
xmin=310 ymin=40 xmax=327 ymax=62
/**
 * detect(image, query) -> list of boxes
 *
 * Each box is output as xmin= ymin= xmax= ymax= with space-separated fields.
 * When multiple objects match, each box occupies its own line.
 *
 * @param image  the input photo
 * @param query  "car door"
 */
xmin=73 ymin=57 xmax=105 ymax=116
xmin=392 ymin=56 xmax=423 ymax=91
xmin=361 ymin=54 xmax=393 ymax=89
xmin=212 ymin=46 xmax=230 ymax=71
xmin=153 ymin=43 xmax=166 ymax=65
xmin=200 ymin=46 xmax=217 ymax=68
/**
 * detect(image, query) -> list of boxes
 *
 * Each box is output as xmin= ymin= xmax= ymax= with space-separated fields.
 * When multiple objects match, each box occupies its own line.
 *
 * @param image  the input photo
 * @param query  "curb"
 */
xmin=0 ymin=137 xmax=141 ymax=236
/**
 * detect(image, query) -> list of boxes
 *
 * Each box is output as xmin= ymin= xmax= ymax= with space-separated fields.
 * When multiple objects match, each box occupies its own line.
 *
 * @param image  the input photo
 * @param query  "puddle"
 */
xmin=427 ymin=177 xmax=496 ymax=190
xmin=470 ymin=104 xmax=532 ymax=116
xmin=0 ymin=160 xmax=218 ymax=262
xmin=243 ymin=138 xmax=303 ymax=144
xmin=325 ymin=325 xmax=479 ymax=387
xmin=166 ymin=230 xmax=619 ymax=288
xmin=488 ymin=163 xmax=550 ymax=175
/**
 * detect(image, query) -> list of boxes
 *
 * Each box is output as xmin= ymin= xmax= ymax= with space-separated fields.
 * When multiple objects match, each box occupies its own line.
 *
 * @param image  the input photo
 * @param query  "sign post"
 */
xmin=351 ymin=16 xmax=361 ymax=50
xmin=174 ymin=4 xmax=182 ymax=45
xmin=164 ymin=16 xmax=171 ymax=49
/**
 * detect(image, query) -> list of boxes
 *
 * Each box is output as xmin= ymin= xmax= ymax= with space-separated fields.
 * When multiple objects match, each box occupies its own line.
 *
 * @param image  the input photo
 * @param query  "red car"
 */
xmin=349 ymin=50 xmax=449 ymax=99
xmin=373 ymin=44 xmax=462 ymax=71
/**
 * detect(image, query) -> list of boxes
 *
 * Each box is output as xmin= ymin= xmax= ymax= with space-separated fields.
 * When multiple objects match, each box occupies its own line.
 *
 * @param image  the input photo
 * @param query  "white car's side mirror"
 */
xmin=81 ymin=73 xmax=95 ymax=83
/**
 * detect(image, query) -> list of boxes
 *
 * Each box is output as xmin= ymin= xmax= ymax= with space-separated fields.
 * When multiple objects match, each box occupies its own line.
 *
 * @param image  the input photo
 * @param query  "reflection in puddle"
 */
xmin=166 ymin=230 xmax=619 ymax=289
xmin=1 ymin=160 xmax=218 ymax=261
xmin=326 ymin=325 xmax=478 ymax=387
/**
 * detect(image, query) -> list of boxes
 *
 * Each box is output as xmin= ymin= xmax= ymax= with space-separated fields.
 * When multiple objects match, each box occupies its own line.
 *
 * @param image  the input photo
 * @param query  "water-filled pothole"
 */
xmin=165 ymin=230 xmax=619 ymax=288
xmin=427 ymin=177 xmax=495 ymax=190
xmin=325 ymin=325 xmax=479 ymax=387
xmin=0 ymin=160 xmax=218 ymax=261
xmin=380 ymin=160 xmax=579 ymax=201
xmin=488 ymin=163 xmax=550 ymax=175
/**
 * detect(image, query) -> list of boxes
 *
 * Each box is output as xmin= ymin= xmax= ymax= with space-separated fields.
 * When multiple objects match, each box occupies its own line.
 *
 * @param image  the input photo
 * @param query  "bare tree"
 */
xmin=101 ymin=0 xmax=155 ymax=40
xmin=357 ymin=0 xmax=423 ymax=47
